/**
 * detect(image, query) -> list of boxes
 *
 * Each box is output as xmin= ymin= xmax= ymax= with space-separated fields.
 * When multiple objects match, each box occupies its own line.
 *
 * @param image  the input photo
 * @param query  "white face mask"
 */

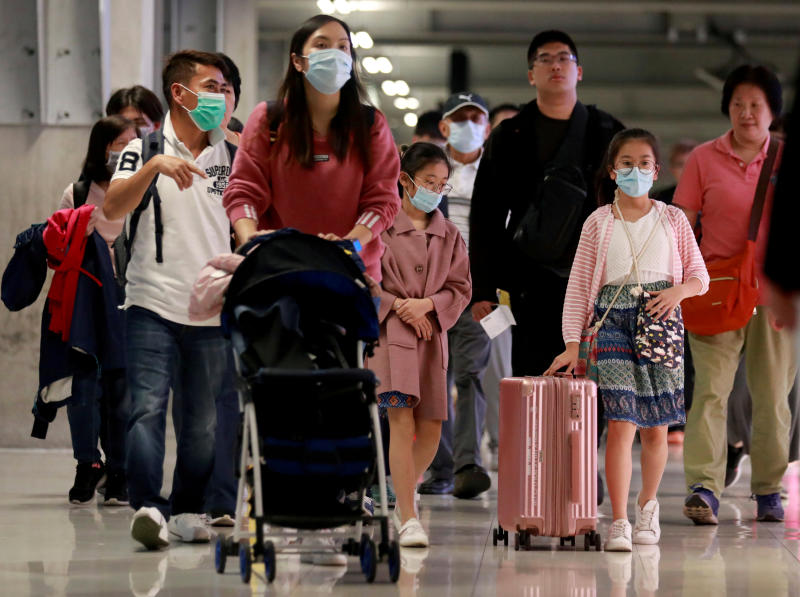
xmin=447 ymin=120 xmax=485 ymax=153
xmin=301 ymin=49 xmax=353 ymax=95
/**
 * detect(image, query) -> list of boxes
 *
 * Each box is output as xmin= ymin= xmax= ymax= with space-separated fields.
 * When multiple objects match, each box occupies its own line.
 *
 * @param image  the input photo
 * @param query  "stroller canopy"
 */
xmin=223 ymin=229 xmax=379 ymax=342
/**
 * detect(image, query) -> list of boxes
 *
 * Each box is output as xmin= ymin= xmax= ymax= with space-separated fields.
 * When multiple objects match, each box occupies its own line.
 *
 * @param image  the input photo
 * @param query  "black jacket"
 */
xmin=468 ymin=99 xmax=623 ymax=302
xmin=765 ymin=63 xmax=799 ymax=291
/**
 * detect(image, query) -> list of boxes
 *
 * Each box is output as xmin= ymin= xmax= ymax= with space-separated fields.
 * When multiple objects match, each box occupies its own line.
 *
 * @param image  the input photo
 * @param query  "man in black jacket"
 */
xmin=469 ymin=30 xmax=624 ymax=379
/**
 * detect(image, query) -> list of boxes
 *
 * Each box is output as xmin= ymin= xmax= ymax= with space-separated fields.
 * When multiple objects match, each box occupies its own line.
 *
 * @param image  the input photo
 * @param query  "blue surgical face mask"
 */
xmin=447 ymin=120 xmax=486 ymax=153
xmin=406 ymin=177 xmax=443 ymax=213
xmin=614 ymin=167 xmax=654 ymax=197
xmin=179 ymin=84 xmax=226 ymax=132
xmin=301 ymin=49 xmax=353 ymax=95
xmin=106 ymin=150 xmax=122 ymax=173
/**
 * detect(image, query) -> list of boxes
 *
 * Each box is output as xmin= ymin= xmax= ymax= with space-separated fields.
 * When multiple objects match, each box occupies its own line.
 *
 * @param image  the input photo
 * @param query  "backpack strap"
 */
xmin=126 ymin=130 xmax=164 ymax=262
xmin=72 ymin=179 xmax=92 ymax=209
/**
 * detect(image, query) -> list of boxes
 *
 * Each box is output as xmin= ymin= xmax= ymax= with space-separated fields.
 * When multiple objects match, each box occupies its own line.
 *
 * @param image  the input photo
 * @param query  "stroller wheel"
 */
xmin=359 ymin=532 xmax=371 ymax=560
xmin=263 ymin=540 xmax=276 ymax=583
xmin=214 ymin=536 xmax=227 ymax=574
xmin=360 ymin=537 xmax=377 ymax=583
xmin=239 ymin=542 xmax=252 ymax=584
xmin=387 ymin=540 xmax=400 ymax=583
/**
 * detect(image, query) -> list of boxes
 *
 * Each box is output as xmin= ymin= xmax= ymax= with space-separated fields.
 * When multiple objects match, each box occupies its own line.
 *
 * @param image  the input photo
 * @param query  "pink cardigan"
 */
xmin=562 ymin=201 xmax=709 ymax=344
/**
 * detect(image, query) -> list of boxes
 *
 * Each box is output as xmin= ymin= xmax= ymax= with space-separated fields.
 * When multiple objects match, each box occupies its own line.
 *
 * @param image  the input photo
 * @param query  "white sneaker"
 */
xmin=604 ymin=519 xmax=632 ymax=552
xmin=167 ymin=513 xmax=210 ymax=543
xmin=633 ymin=499 xmax=661 ymax=545
xmin=398 ymin=518 xmax=429 ymax=548
xmin=130 ymin=507 xmax=169 ymax=550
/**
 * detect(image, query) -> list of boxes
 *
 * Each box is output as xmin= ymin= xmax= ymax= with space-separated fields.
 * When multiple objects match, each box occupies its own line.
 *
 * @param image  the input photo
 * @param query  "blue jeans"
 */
xmin=67 ymin=356 xmax=128 ymax=472
xmin=125 ymin=306 xmax=231 ymax=519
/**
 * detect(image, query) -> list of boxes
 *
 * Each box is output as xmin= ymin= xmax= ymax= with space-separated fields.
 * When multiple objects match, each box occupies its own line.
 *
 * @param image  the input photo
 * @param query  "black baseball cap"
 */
xmin=442 ymin=92 xmax=489 ymax=119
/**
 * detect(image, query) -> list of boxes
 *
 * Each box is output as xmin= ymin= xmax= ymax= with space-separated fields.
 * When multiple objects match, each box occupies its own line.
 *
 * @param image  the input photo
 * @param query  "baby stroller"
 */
xmin=213 ymin=229 xmax=399 ymax=585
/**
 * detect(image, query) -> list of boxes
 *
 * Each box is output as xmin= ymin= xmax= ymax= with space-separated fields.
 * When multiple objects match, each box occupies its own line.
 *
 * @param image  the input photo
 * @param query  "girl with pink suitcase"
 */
xmin=545 ymin=129 xmax=708 ymax=551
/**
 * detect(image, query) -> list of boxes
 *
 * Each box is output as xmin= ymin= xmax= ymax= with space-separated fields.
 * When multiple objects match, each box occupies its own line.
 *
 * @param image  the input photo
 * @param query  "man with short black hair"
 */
xmin=470 ymin=30 xmax=623 ymax=378
xmin=412 ymin=110 xmax=447 ymax=147
xmin=489 ymin=103 xmax=519 ymax=129
xmin=104 ymin=49 xmax=236 ymax=550
xmin=469 ymin=32 xmax=623 ymax=504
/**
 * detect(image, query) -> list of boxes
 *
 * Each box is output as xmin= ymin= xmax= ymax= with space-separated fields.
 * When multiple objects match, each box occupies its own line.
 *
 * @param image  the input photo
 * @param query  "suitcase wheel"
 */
xmin=503 ymin=529 xmax=509 ymax=546
xmin=492 ymin=528 xmax=498 ymax=546
xmin=594 ymin=532 xmax=602 ymax=551
xmin=514 ymin=533 xmax=520 ymax=551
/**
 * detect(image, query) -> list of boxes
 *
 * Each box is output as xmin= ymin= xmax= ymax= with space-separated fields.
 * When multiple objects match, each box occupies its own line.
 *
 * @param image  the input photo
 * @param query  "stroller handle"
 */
xmin=250 ymin=367 xmax=378 ymax=386
xmin=236 ymin=229 xmax=360 ymax=258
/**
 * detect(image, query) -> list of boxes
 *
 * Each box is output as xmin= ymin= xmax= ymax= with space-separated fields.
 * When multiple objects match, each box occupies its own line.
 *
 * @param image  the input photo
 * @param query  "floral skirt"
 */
xmin=594 ymin=281 xmax=685 ymax=428
xmin=377 ymin=391 xmax=419 ymax=410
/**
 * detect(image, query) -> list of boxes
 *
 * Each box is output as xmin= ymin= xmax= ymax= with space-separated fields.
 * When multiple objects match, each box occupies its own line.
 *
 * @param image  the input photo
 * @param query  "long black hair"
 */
xmin=398 ymin=142 xmax=452 ymax=198
xmin=81 ymin=115 xmax=137 ymax=184
xmin=272 ymin=14 xmax=371 ymax=169
xmin=595 ymin=128 xmax=661 ymax=206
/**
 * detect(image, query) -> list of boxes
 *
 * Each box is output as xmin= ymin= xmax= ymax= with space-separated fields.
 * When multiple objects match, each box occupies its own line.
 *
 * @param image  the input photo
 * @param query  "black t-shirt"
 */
xmin=535 ymin=112 xmax=571 ymax=165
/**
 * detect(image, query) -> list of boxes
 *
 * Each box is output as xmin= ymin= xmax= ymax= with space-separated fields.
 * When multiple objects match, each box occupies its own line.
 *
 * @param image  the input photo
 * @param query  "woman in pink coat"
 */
xmin=366 ymin=143 xmax=472 ymax=548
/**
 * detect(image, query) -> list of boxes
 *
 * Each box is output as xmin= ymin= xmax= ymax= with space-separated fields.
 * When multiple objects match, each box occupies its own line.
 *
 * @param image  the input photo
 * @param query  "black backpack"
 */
xmin=116 ymin=130 xmax=238 ymax=282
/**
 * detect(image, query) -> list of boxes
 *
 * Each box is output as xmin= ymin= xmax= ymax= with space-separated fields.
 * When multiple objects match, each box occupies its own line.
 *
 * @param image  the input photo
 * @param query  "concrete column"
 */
xmin=216 ymin=0 xmax=258 ymax=121
xmin=99 ymin=0 xmax=161 ymax=106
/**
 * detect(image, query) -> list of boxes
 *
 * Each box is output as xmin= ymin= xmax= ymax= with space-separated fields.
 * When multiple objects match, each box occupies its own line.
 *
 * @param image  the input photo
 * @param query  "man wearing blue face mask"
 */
xmin=419 ymin=92 xmax=493 ymax=499
xmin=104 ymin=50 xmax=238 ymax=551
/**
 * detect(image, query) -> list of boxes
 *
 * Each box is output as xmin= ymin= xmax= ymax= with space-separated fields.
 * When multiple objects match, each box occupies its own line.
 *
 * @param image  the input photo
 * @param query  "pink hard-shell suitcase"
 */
xmin=494 ymin=376 xmax=601 ymax=551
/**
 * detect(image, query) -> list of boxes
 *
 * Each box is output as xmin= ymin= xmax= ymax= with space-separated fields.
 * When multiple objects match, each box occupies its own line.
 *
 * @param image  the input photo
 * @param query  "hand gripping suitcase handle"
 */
xmin=570 ymin=430 xmax=581 ymax=503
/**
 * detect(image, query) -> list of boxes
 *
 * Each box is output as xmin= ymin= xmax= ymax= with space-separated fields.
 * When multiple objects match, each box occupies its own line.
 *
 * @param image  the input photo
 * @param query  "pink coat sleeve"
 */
xmin=562 ymin=214 xmax=600 ymax=345
xmin=429 ymin=232 xmax=472 ymax=333
xmin=353 ymin=111 xmax=401 ymax=239
xmin=223 ymin=102 xmax=272 ymax=225
xmin=669 ymin=206 xmax=709 ymax=295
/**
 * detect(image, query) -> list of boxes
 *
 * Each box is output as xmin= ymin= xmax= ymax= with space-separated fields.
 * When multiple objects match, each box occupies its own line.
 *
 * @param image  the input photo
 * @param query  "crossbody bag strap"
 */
xmin=592 ymin=201 xmax=667 ymax=331
xmin=747 ymin=136 xmax=779 ymax=241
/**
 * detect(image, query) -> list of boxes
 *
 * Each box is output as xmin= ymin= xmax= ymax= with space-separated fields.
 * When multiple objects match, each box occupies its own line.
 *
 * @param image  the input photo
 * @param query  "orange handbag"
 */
xmin=682 ymin=137 xmax=779 ymax=336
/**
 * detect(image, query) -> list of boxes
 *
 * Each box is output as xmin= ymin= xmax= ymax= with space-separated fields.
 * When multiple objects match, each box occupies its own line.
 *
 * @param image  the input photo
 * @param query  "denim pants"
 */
xmin=67 ymin=355 xmax=128 ymax=472
xmin=125 ymin=306 xmax=231 ymax=519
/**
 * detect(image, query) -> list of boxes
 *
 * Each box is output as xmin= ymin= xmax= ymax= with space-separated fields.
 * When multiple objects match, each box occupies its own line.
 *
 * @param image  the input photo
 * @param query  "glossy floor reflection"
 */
xmin=2 ymin=445 xmax=800 ymax=596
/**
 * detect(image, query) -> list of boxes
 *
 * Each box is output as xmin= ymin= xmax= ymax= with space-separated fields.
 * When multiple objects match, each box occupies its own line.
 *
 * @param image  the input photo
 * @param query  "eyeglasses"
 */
xmin=412 ymin=176 xmax=453 ymax=195
xmin=532 ymin=52 xmax=577 ymax=66
xmin=614 ymin=160 xmax=658 ymax=176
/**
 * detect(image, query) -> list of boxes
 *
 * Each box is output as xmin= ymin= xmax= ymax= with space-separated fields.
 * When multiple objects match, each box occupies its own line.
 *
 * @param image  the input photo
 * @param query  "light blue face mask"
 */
xmin=448 ymin=120 xmax=485 ymax=153
xmin=180 ymin=84 xmax=226 ymax=132
xmin=406 ymin=176 xmax=443 ymax=213
xmin=614 ymin=167 xmax=654 ymax=198
xmin=301 ymin=49 xmax=353 ymax=95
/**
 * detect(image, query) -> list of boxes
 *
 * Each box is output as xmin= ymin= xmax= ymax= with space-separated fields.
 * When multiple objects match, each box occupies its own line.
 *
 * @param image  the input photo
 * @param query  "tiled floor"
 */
xmin=2 ymin=445 xmax=800 ymax=596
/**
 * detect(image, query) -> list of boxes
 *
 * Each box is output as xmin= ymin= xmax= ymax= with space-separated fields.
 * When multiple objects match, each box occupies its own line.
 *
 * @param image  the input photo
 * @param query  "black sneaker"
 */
xmin=69 ymin=461 xmax=106 ymax=505
xmin=417 ymin=477 xmax=454 ymax=495
xmin=453 ymin=465 xmax=491 ymax=499
xmin=103 ymin=470 xmax=129 ymax=506
xmin=724 ymin=445 xmax=748 ymax=489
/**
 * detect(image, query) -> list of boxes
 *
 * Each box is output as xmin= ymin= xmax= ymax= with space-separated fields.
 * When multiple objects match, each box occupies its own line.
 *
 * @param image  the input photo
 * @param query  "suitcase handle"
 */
xmin=570 ymin=430 xmax=581 ymax=503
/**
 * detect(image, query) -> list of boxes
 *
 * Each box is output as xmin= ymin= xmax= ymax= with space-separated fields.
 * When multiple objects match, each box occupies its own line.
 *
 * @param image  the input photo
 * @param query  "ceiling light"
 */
xmin=381 ymin=80 xmax=397 ymax=96
xmin=404 ymin=113 xmax=418 ymax=128
xmin=394 ymin=80 xmax=409 ymax=96
xmin=334 ymin=0 xmax=352 ymax=14
xmin=355 ymin=31 xmax=373 ymax=49
xmin=375 ymin=57 xmax=393 ymax=74
xmin=362 ymin=57 xmax=379 ymax=74
xmin=317 ymin=0 xmax=335 ymax=14
xmin=394 ymin=97 xmax=408 ymax=110
xmin=405 ymin=97 xmax=419 ymax=110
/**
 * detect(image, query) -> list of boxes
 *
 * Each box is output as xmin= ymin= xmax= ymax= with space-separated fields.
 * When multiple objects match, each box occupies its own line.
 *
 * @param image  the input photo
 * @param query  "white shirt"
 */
xmin=446 ymin=150 xmax=482 ymax=249
xmin=111 ymin=114 xmax=232 ymax=325
xmin=603 ymin=206 xmax=674 ymax=287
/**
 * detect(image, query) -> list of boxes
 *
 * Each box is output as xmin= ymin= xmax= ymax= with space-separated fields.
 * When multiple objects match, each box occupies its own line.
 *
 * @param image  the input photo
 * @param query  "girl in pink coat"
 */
xmin=366 ymin=143 xmax=472 ymax=548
